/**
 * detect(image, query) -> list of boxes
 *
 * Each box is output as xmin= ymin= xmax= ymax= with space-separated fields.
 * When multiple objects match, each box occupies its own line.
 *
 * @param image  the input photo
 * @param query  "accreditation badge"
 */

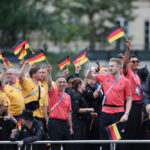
xmin=135 ymin=85 xmax=140 ymax=95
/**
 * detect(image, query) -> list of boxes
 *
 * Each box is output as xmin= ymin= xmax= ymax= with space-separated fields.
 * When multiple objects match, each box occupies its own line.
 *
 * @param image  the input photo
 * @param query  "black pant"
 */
xmin=86 ymin=117 xmax=100 ymax=150
xmin=125 ymin=103 xmax=142 ymax=150
xmin=72 ymin=117 xmax=88 ymax=150
xmin=99 ymin=112 xmax=126 ymax=150
xmin=48 ymin=118 xmax=72 ymax=150
xmin=0 ymin=118 xmax=11 ymax=150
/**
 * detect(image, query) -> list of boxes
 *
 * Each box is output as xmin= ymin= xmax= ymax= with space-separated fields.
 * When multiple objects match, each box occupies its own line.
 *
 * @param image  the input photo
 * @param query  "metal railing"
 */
xmin=1 ymin=140 xmax=150 ymax=144
xmin=1 ymin=140 xmax=150 ymax=150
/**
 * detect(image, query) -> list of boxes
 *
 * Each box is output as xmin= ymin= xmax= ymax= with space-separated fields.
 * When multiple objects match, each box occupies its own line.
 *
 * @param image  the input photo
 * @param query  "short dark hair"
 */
xmin=129 ymin=55 xmax=137 ymax=60
xmin=29 ymin=67 xmax=41 ymax=78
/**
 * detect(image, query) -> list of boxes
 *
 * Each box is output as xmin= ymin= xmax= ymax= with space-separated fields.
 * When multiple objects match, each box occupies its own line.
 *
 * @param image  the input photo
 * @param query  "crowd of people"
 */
xmin=0 ymin=40 xmax=150 ymax=150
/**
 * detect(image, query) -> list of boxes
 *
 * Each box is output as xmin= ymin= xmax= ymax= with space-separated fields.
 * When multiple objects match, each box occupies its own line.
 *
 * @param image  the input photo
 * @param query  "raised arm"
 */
xmin=47 ymin=64 xmax=52 ymax=92
xmin=18 ymin=60 xmax=28 ymax=82
xmin=1 ymin=63 xmax=7 ymax=89
xmin=123 ymin=40 xmax=131 ymax=75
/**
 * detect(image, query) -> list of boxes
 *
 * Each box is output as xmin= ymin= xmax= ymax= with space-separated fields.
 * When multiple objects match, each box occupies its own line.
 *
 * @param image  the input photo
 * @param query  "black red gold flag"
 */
xmin=72 ymin=49 xmax=88 ymax=66
xmin=57 ymin=56 xmax=70 ymax=70
xmin=27 ymin=50 xmax=46 ymax=65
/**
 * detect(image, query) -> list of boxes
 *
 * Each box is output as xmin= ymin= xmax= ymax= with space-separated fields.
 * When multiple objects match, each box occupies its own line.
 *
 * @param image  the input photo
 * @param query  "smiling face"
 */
xmin=129 ymin=56 xmax=139 ymax=71
xmin=56 ymin=77 xmax=66 ymax=92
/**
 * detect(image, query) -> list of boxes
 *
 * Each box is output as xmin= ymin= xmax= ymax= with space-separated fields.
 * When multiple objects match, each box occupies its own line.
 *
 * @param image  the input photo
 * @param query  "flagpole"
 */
xmin=29 ymin=46 xmax=34 ymax=54
xmin=45 ymin=58 xmax=49 ymax=65
xmin=124 ymin=34 xmax=129 ymax=41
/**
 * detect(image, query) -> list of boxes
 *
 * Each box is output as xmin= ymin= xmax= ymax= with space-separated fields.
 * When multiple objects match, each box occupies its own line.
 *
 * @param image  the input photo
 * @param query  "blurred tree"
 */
xmin=0 ymin=0 xmax=51 ymax=48
xmin=48 ymin=0 xmax=136 ymax=50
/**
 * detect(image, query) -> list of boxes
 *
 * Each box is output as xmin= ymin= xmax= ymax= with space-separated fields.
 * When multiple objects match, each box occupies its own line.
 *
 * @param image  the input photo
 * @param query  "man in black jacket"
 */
xmin=11 ymin=110 xmax=47 ymax=150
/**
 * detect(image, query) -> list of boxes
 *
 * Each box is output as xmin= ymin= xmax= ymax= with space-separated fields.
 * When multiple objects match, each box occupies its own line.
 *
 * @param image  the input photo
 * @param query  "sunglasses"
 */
xmin=131 ymin=60 xmax=139 ymax=63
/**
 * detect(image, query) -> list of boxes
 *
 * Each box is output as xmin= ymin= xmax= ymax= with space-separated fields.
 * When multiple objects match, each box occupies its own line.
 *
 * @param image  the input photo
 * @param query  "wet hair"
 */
xmin=29 ymin=67 xmax=41 ymax=78
xmin=70 ymin=78 xmax=82 ymax=91
xmin=110 ymin=58 xmax=122 ymax=66
xmin=129 ymin=55 xmax=137 ymax=60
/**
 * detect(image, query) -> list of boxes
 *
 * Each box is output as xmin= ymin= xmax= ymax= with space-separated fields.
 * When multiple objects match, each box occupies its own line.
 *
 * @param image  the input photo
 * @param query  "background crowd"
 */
xmin=0 ymin=41 xmax=150 ymax=150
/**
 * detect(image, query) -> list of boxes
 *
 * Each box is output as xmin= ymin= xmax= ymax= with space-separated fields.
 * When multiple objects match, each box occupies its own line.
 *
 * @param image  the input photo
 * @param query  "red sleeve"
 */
xmin=125 ymin=79 xmax=132 ymax=97
xmin=96 ymin=74 xmax=106 ymax=83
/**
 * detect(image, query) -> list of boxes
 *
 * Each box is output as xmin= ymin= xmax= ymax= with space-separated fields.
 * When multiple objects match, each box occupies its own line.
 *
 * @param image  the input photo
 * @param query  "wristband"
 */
xmin=125 ymin=112 xmax=129 ymax=116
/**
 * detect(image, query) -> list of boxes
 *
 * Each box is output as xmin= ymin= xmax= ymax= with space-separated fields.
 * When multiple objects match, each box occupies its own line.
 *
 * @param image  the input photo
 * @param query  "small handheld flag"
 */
xmin=0 ymin=52 xmax=3 ymax=59
xmin=108 ymin=25 xmax=126 ymax=43
xmin=57 ymin=56 xmax=70 ymax=70
xmin=72 ymin=49 xmax=88 ymax=66
xmin=17 ymin=118 xmax=22 ymax=131
xmin=0 ymin=82 xmax=2 ymax=94
xmin=105 ymin=122 xmax=121 ymax=140
xmin=17 ymin=44 xmax=27 ymax=60
xmin=27 ymin=49 xmax=47 ymax=65
xmin=13 ymin=39 xmax=30 ymax=55
xmin=3 ymin=58 xmax=13 ymax=66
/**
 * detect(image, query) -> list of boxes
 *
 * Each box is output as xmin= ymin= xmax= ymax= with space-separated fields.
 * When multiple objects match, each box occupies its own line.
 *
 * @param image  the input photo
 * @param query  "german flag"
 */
xmin=108 ymin=25 xmax=125 ymax=43
xmin=0 ymin=52 xmax=3 ymax=59
xmin=13 ymin=39 xmax=30 ymax=55
xmin=27 ymin=50 xmax=46 ymax=65
xmin=17 ymin=118 xmax=22 ymax=131
xmin=57 ymin=56 xmax=70 ymax=70
xmin=105 ymin=123 xmax=121 ymax=140
xmin=72 ymin=49 xmax=88 ymax=66
xmin=3 ymin=58 xmax=13 ymax=66
xmin=0 ymin=82 xmax=2 ymax=94
xmin=17 ymin=44 xmax=27 ymax=60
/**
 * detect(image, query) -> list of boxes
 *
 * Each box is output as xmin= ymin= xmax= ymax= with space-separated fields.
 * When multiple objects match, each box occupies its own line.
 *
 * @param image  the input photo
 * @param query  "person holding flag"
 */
xmin=18 ymin=60 xmax=48 ymax=133
xmin=123 ymin=40 xmax=142 ymax=150
xmin=86 ymin=58 xmax=132 ymax=150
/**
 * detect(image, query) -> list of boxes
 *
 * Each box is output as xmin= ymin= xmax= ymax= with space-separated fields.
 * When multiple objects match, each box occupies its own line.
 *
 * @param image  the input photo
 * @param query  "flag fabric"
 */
xmin=105 ymin=123 xmax=121 ymax=140
xmin=3 ymin=58 xmax=13 ymax=66
xmin=17 ymin=118 xmax=22 ymax=131
xmin=13 ymin=39 xmax=30 ymax=55
xmin=27 ymin=50 xmax=46 ymax=65
xmin=0 ymin=82 xmax=2 ymax=94
xmin=57 ymin=56 xmax=70 ymax=70
xmin=0 ymin=52 xmax=3 ymax=59
xmin=72 ymin=49 xmax=88 ymax=66
xmin=98 ymin=64 xmax=104 ymax=72
xmin=108 ymin=25 xmax=125 ymax=43
xmin=96 ymin=62 xmax=104 ymax=72
xmin=17 ymin=44 xmax=27 ymax=60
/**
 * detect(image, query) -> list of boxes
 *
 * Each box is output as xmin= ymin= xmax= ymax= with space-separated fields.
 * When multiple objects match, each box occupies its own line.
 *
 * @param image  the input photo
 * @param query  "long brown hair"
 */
xmin=70 ymin=78 xmax=82 ymax=91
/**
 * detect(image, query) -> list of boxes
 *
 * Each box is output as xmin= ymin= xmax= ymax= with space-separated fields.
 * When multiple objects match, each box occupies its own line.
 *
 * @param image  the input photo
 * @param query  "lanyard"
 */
xmin=24 ymin=85 xmax=39 ymax=99
xmin=51 ymin=93 xmax=64 ymax=111
xmin=105 ymin=75 xmax=122 ymax=96
xmin=8 ymin=83 xmax=21 ymax=91
xmin=131 ymin=71 xmax=140 ymax=85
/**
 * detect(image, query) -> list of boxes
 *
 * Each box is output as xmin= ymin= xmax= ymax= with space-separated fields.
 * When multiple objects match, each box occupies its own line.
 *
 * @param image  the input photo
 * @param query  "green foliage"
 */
xmin=0 ymin=0 xmax=136 ymax=51
xmin=0 ymin=0 xmax=50 ymax=47
xmin=48 ymin=0 xmax=136 ymax=50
